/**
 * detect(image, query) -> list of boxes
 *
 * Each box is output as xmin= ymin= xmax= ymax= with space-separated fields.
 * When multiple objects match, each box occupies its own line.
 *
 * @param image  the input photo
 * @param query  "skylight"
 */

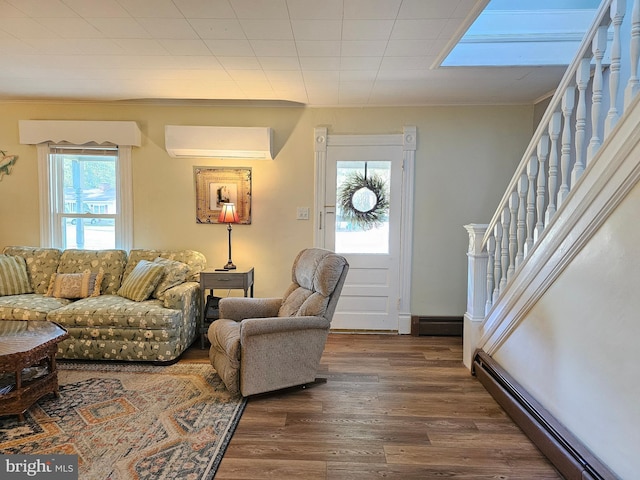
xmin=443 ymin=0 xmax=602 ymax=67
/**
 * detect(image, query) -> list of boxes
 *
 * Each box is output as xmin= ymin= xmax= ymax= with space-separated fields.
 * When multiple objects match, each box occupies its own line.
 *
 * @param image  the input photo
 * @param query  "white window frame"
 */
xmin=37 ymin=143 xmax=133 ymax=250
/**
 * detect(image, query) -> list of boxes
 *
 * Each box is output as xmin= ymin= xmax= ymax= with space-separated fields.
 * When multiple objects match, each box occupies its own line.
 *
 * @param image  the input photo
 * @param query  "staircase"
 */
xmin=464 ymin=1 xmax=639 ymax=479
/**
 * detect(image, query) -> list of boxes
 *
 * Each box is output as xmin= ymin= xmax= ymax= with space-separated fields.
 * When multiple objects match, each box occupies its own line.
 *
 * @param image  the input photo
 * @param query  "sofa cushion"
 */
xmin=117 ymin=260 xmax=165 ymax=302
xmin=152 ymin=257 xmax=189 ymax=300
xmin=46 ymin=271 xmax=103 ymax=299
xmin=57 ymin=249 xmax=127 ymax=295
xmin=0 ymin=254 xmax=33 ymax=296
xmin=0 ymin=294 xmax=72 ymax=321
xmin=2 ymin=246 xmax=62 ymax=294
xmin=48 ymin=294 xmax=182 ymax=330
xmin=124 ymin=249 xmax=206 ymax=283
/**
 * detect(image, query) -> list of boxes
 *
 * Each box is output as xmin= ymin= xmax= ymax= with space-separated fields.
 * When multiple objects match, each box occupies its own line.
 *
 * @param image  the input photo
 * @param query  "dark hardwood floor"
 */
xmin=182 ymin=334 xmax=563 ymax=479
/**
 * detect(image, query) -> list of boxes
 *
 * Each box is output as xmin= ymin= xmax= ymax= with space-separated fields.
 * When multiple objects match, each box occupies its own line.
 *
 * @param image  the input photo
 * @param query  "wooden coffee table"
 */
xmin=0 ymin=320 xmax=68 ymax=421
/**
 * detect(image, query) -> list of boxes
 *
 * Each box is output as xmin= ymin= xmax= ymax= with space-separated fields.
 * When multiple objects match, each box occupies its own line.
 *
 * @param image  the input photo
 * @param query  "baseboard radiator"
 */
xmin=472 ymin=350 xmax=619 ymax=480
xmin=410 ymin=316 xmax=462 ymax=336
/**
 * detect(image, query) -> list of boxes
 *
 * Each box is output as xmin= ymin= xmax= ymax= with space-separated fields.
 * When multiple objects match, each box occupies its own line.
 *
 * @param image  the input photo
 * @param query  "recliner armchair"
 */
xmin=207 ymin=248 xmax=349 ymax=396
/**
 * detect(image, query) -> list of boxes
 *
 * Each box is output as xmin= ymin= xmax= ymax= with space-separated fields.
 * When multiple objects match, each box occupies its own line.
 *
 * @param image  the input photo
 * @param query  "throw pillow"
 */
xmin=46 ymin=271 xmax=104 ymax=299
xmin=152 ymin=257 xmax=189 ymax=299
xmin=117 ymin=260 xmax=165 ymax=302
xmin=0 ymin=254 xmax=33 ymax=296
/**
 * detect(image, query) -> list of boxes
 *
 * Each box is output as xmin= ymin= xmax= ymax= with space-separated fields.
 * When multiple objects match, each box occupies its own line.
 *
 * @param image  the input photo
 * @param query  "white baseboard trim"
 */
xmin=398 ymin=313 xmax=412 ymax=334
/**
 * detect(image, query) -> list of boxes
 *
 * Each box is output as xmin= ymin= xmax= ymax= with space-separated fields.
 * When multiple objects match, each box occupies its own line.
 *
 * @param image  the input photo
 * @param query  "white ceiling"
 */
xmin=0 ymin=0 xmax=574 ymax=106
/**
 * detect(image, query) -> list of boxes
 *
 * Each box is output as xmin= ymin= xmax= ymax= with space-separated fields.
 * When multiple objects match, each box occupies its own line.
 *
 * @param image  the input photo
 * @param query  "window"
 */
xmin=38 ymin=143 xmax=133 ymax=250
xmin=442 ymin=0 xmax=600 ymax=67
xmin=335 ymin=160 xmax=391 ymax=254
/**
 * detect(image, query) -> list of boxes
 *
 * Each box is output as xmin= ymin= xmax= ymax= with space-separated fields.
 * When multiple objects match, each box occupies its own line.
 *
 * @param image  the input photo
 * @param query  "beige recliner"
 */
xmin=207 ymin=248 xmax=349 ymax=396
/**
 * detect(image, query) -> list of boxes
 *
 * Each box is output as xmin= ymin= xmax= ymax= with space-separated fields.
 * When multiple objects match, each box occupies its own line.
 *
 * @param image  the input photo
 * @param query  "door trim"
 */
xmin=313 ymin=127 xmax=416 ymax=334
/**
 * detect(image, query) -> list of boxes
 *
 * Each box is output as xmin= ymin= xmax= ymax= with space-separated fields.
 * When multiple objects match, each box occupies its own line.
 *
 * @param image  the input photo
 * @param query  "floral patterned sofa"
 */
xmin=0 ymin=246 xmax=206 ymax=363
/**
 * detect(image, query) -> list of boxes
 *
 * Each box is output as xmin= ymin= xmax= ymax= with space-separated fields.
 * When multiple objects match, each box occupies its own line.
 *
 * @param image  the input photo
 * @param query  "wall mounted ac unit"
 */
xmin=165 ymin=125 xmax=273 ymax=159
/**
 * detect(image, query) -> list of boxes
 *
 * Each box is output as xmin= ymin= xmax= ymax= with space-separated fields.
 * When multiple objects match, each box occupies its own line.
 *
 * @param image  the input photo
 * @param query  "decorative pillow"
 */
xmin=117 ymin=260 xmax=165 ymax=302
xmin=152 ymin=257 xmax=189 ymax=299
xmin=46 ymin=271 xmax=103 ymax=299
xmin=0 ymin=254 xmax=33 ymax=296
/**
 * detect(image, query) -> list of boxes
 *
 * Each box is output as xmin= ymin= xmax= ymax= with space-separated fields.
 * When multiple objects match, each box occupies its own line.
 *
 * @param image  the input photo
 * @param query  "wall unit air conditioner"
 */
xmin=165 ymin=125 xmax=273 ymax=159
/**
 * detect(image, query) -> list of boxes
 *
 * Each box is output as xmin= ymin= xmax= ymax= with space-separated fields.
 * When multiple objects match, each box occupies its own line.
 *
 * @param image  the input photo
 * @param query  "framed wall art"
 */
xmin=194 ymin=167 xmax=252 ymax=224
xmin=0 ymin=150 xmax=18 ymax=180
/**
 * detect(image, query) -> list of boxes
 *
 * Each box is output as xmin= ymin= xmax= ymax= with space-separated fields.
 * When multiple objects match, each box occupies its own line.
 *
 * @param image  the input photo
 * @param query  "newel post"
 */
xmin=463 ymin=224 xmax=489 ymax=370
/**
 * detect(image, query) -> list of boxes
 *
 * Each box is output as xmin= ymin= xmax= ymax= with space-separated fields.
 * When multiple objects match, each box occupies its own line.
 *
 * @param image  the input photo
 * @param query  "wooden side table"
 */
xmin=0 ymin=320 xmax=69 ymax=421
xmin=199 ymin=267 xmax=254 ymax=348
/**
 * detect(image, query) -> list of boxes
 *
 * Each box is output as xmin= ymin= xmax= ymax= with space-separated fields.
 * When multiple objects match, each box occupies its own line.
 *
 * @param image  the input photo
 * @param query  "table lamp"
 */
xmin=219 ymin=203 xmax=239 ymax=270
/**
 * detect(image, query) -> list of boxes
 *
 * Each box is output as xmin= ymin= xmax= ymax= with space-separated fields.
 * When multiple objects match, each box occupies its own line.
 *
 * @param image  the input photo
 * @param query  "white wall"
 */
xmin=493 ymin=179 xmax=640 ymax=479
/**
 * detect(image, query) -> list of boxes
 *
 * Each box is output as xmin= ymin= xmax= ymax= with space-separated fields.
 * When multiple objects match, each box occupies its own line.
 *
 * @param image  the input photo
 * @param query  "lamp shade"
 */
xmin=218 ymin=203 xmax=239 ymax=223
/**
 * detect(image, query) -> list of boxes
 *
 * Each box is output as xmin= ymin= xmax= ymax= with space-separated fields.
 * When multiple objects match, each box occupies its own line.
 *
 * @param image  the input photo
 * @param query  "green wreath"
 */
xmin=338 ymin=171 xmax=389 ymax=230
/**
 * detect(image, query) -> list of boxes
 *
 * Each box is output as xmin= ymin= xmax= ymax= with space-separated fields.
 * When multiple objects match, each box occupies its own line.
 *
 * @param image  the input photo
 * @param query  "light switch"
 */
xmin=296 ymin=207 xmax=310 ymax=220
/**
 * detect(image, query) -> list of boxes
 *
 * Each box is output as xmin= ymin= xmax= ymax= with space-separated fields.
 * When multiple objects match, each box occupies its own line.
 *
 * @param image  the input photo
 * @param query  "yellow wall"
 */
xmin=0 ymin=101 xmax=533 ymax=316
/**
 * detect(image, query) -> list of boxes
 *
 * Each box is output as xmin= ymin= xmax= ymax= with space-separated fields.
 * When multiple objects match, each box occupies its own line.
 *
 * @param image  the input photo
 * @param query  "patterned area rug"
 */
xmin=0 ymin=362 xmax=246 ymax=480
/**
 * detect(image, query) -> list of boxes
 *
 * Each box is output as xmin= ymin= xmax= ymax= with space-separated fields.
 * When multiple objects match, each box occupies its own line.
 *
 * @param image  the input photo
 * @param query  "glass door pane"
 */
xmin=335 ymin=160 xmax=391 ymax=254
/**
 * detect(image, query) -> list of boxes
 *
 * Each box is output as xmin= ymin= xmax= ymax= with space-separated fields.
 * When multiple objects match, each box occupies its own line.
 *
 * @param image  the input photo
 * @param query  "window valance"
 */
xmin=18 ymin=120 xmax=141 ymax=146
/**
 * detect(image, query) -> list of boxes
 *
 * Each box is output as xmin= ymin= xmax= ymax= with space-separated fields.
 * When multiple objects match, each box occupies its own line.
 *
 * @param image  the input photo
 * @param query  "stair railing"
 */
xmin=465 ymin=0 xmax=637 ymax=327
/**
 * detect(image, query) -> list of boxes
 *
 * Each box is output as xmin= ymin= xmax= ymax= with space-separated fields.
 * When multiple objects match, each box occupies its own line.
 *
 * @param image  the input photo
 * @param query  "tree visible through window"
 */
xmin=40 ymin=144 xmax=132 ymax=250
xmin=54 ymin=146 xmax=117 ymax=249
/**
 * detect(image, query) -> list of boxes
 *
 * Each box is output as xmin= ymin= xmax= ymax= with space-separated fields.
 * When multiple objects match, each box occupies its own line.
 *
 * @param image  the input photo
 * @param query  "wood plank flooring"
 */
xmin=182 ymin=334 xmax=563 ymax=479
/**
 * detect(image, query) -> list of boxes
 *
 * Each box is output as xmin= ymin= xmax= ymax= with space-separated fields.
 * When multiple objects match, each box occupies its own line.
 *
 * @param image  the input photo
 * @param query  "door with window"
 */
xmin=314 ymin=128 xmax=416 ymax=332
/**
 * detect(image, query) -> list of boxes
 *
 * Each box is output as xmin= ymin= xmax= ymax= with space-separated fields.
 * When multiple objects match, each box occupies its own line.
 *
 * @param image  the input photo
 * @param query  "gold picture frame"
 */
xmin=194 ymin=167 xmax=252 ymax=224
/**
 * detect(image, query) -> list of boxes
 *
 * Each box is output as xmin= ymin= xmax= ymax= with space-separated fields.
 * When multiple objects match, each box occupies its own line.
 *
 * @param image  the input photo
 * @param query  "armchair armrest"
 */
xmin=219 ymin=297 xmax=282 ymax=321
xmin=240 ymin=316 xmax=330 ymax=338
xmin=238 ymin=315 xmax=331 ymax=396
xmin=208 ymin=319 xmax=242 ymax=395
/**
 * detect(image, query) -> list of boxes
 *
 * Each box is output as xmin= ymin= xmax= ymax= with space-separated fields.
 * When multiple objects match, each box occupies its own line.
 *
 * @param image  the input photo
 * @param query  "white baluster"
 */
xmin=573 ymin=58 xmax=591 ymax=185
xmin=516 ymin=173 xmax=527 ymax=268
xmin=625 ymin=0 xmax=640 ymax=107
xmin=493 ymin=222 xmax=502 ymax=302
xmin=500 ymin=207 xmax=510 ymax=292
xmin=588 ymin=26 xmax=609 ymax=163
xmin=524 ymin=155 xmax=538 ymax=257
xmin=535 ymin=135 xmax=549 ymax=242
xmin=559 ymin=86 xmax=575 ymax=207
xmin=485 ymin=235 xmax=495 ymax=315
xmin=546 ymin=112 xmax=561 ymax=223
xmin=606 ymin=0 xmax=626 ymax=135
xmin=508 ymin=191 xmax=518 ymax=279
